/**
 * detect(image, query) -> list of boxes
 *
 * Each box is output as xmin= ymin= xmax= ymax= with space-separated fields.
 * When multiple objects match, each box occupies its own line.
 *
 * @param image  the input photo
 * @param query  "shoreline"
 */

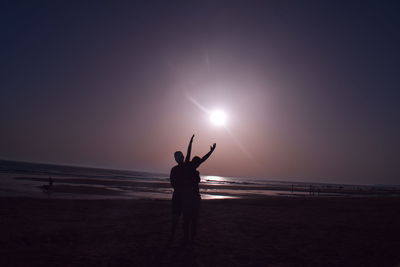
xmin=2 ymin=160 xmax=400 ymax=200
xmin=5 ymin=175 xmax=400 ymax=200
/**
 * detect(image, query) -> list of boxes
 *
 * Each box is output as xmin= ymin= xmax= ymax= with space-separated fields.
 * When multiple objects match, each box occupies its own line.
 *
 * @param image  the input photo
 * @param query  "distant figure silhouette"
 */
xmin=168 ymin=134 xmax=216 ymax=246
xmin=41 ymin=177 xmax=54 ymax=194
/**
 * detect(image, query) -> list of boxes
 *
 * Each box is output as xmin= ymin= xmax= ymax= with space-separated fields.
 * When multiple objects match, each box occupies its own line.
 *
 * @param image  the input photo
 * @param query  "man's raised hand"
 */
xmin=210 ymin=143 xmax=216 ymax=151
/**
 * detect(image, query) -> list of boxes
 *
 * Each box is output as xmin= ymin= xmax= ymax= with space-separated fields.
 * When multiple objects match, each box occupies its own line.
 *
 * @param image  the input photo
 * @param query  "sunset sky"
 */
xmin=1 ymin=1 xmax=399 ymax=184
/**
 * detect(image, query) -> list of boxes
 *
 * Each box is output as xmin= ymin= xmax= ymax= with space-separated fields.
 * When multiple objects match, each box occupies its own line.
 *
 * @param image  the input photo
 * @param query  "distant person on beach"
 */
xmin=41 ymin=177 xmax=54 ymax=194
xmin=168 ymin=134 xmax=216 ymax=245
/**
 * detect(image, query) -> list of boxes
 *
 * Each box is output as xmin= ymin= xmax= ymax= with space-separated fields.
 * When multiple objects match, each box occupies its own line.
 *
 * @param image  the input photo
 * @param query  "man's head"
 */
xmin=174 ymin=151 xmax=184 ymax=164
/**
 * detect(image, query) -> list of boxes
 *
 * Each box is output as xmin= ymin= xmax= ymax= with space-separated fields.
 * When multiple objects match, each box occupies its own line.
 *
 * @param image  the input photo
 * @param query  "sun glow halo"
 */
xmin=210 ymin=110 xmax=227 ymax=126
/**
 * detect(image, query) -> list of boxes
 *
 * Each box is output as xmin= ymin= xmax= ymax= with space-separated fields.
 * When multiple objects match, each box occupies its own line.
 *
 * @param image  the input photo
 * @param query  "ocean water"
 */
xmin=0 ymin=160 xmax=399 ymax=199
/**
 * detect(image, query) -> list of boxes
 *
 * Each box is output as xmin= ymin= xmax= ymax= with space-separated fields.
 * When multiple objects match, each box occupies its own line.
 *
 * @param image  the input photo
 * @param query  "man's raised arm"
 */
xmin=185 ymin=134 xmax=195 ymax=163
xmin=198 ymin=143 xmax=216 ymax=166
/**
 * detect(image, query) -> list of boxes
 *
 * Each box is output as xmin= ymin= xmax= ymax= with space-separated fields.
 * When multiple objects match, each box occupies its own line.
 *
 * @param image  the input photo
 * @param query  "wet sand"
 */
xmin=1 ymin=197 xmax=400 ymax=266
xmin=13 ymin=176 xmax=400 ymax=199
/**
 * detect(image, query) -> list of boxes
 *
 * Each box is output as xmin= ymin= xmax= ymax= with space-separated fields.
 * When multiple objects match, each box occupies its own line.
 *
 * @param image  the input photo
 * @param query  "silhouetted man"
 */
xmin=168 ymin=135 xmax=194 ymax=244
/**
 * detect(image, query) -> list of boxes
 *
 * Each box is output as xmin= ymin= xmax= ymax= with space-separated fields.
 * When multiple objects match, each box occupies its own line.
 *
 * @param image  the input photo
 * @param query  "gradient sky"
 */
xmin=1 ymin=1 xmax=399 ymax=184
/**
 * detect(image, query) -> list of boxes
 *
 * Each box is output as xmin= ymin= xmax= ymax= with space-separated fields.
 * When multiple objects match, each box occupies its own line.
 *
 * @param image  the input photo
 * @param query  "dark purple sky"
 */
xmin=1 ymin=1 xmax=399 ymax=184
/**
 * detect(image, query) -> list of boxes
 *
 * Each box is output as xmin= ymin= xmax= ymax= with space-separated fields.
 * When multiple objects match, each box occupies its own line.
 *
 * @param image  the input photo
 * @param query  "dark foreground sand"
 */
xmin=1 ymin=197 xmax=400 ymax=267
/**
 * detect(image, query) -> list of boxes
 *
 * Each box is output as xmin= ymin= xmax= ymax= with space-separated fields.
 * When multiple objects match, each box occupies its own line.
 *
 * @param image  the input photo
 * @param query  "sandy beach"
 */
xmin=1 ymin=196 xmax=400 ymax=267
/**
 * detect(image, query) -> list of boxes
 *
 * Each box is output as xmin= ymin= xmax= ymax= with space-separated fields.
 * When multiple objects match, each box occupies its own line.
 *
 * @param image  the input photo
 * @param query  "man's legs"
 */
xmin=169 ymin=214 xmax=179 ymax=241
xmin=183 ymin=214 xmax=190 ymax=245
xmin=190 ymin=199 xmax=200 ymax=242
xmin=168 ymin=192 xmax=182 ymax=244
xmin=190 ymin=213 xmax=197 ymax=242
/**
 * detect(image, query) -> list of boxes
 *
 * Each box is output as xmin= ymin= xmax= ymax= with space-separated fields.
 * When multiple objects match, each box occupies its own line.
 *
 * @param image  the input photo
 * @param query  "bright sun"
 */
xmin=210 ymin=110 xmax=227 ymax=126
